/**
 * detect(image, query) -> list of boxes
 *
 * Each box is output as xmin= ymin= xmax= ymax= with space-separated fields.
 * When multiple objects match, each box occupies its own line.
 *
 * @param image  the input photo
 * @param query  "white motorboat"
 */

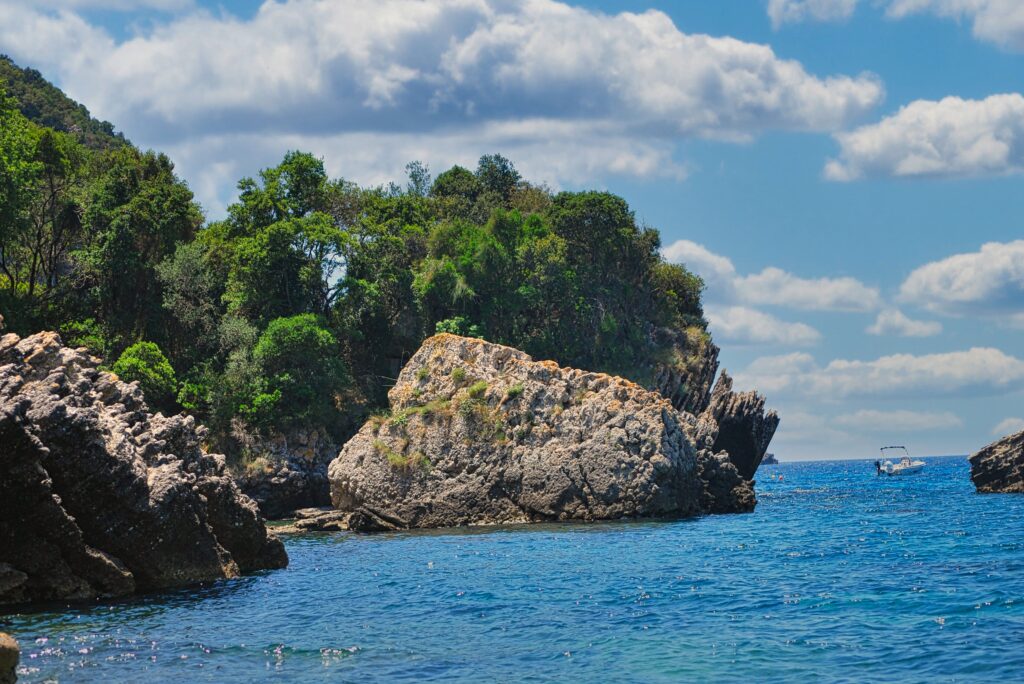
xmin=875 ymin=446 xmax=925 ymax=476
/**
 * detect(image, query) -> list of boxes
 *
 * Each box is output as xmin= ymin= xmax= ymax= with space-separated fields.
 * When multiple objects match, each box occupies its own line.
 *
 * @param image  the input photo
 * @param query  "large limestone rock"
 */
xmin=970 ymin=430 xmax=1024 ymax=493
xmin=0 ymin=332 xmax=286 ymax=606
xmin=328 ymin=334 xmax=755 ymax=530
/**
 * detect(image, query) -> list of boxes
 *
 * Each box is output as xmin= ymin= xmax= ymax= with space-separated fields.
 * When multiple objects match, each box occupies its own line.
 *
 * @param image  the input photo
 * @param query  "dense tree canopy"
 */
xmin=1 ymin=63 xmax=709 ymax=458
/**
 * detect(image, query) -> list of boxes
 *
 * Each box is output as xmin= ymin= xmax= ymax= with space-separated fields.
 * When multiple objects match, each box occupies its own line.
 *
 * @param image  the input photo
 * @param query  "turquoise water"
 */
xmin=4 ymin=456 xmax=1024 ymax=682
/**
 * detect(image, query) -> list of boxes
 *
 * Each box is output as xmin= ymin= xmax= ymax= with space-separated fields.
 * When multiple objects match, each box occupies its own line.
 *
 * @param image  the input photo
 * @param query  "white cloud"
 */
xmin=834 ymin=409 xmax=963 ymax=430
xmin=706 ymin=306 xmax=821 ymax=346
xmin=768 ymin=0 xmax=859 ymax=28
xmin=992 ymin=416 xmax=1024 ymax=436
xmin=662 ymin=239 xmax=880 ymax=312
xmin=661 ymin=239 xmax=739 ymax=298
xmin=766 ymin=0 xmax=1024 ymax=51
xmin=826 ymin=94 xmax=1024 ymax=181
xmin=736 ymin=266 xmax=880 ymax=311
xmin=735 ymin=347 xmax=1024 ymax=398
xmin=886 ymin=0 xmax=1024 ymax=51
xmin=899 ymin=240 xmax=1024 ymax=322
xmin=0 ymin=0 xmax=884 ymax=213
xmin=866 ymin=308 xmax=942 ymax=337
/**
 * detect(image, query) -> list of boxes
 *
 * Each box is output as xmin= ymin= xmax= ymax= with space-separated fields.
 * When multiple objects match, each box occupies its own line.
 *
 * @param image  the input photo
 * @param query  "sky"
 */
xmin=1 ymin=0 xmax=1023 ymax=460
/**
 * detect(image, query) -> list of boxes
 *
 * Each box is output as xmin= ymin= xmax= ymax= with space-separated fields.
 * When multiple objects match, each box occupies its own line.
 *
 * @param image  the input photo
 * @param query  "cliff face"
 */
xmin=327 ymin=334 xmax=755 ymax=530
xmin=970 ymin=430 xmax=1024 ymax=493
xmin=0 ymin=332 xmax=286 ymax=606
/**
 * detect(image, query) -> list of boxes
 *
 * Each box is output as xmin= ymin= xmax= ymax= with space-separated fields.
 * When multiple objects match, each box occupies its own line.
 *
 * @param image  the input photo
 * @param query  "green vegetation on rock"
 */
xmin=0 ymin=56 xmax=711 ymax=461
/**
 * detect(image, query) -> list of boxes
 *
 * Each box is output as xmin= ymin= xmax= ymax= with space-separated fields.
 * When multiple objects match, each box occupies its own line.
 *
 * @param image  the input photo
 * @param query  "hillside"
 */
xmin=0 ymin=55 xmax=127 ymax=150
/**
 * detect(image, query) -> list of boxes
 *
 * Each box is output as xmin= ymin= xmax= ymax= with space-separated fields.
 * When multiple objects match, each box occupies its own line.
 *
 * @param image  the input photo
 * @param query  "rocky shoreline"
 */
xmin=0 ymin=332 xmax=286 ymax=606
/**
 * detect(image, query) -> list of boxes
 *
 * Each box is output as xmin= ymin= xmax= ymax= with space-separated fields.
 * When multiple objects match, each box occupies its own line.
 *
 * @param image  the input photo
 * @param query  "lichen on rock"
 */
xmin=0 ymin=331 xmax=286 ymax=606
xmin=328 ymin=334 xmax=758 ymax=530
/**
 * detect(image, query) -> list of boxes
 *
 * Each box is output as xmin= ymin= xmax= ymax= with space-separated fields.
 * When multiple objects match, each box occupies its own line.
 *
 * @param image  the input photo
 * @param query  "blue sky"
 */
xmin=2 ymin=0 xmax=1023 ymax=459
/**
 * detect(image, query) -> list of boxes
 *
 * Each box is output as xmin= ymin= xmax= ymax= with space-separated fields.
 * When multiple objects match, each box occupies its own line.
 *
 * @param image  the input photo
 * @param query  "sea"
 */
xmin=4 ymin=456 xmax=1024 ymax=683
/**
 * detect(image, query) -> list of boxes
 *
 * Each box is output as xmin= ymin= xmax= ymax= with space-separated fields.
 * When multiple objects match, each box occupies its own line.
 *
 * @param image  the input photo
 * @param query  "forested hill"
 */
xmin=0 ymin=55 xmax=126 ymax=150
xmin=0 ymin=56 xmax=711 ymax=462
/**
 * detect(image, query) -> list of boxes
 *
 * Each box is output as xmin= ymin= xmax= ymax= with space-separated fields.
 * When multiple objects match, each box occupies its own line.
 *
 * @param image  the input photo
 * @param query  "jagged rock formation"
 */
xmin=0 ymin=632 xmax=17 ymax=684
xmin=701 ymin=372 xmax=780 ymax=480
xmin=328 ymin=334 xmax=756 ymax=530
xmin=0 ymin=331 xmax=286 ymax=606
xmin=970 ymin=429 xmax=1024 ymax=493
xmin=649 ymin=328 xmax=778 ymax=480
xmin=232 ymin=429 xmax=340 ymax=519
xmin=650 ymin=329 xmax=720 ymax=416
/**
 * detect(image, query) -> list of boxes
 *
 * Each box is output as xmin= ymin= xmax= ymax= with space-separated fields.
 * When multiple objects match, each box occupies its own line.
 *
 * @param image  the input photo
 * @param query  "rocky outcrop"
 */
xmin=231 ymin=429 xmax=340 ymax=519
xmin=328 ymin=334 xmax=755 ymax=530
xmin=970 ymin=430 xmax=1024 ymax=493
xmin=701 ymin=372 xmax=780 ymax=480
xmin=0 ymin=633 xmax=17 ymax=684
xmin=0 ymin=331 xmax=286 ymax=606
xmin=649 ymin=328 xmax=778 ymax=479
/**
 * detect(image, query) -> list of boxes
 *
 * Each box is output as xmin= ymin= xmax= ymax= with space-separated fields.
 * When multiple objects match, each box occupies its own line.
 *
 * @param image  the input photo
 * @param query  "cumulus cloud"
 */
xmin=834 ymin=409 xmax=963 ymax=430
xmin=886 ymin=0 xmax=1024 ymax=51
xmin=706 ymin=306 xmax=822 ymax=346
xmin=767 ymin=0 xmax=1024 ymax=51
xmin=866 ymin=308 xmax=942 ymax=337
xmin=735 ymin=347 xmax=1024 ymax=398
xmin=736 ymin=267 xmax=880 ymax=311
xmin=898 ymin=240 xmax=1024 ymax=322
xmin=992 ymin=417 xmax=1024 ymax=436
xmin=662 ymin=239 xmax=881 ymax=312
xmin=0 ymin=0 xmax=884 ymax=212
xmin=768 ymin=0 xmax=859 ymax=27
xmin=826 ymin=94 xmax=1024 ymax=181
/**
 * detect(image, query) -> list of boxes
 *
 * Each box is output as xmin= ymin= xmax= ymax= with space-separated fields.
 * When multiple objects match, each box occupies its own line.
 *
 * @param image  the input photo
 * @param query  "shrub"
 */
xmin=451 ymin=367 xmax=467 ymax=383
xmin=111 ymin=341 xmax=177 ymax=411
xmin=506 ymin=383 xmax=524 ymax=399
xmin=435 ymin=316 xmax=484 ymax=339
xmin=415 ymin=367 xmax=430 ymax=381
xmin=467 ymin=380 xmax=488 ymax=400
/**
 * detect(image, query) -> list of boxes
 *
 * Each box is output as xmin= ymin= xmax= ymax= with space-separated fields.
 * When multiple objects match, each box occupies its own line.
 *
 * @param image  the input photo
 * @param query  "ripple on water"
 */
xmin=4 ymin=457 xmax=1024 ymax=682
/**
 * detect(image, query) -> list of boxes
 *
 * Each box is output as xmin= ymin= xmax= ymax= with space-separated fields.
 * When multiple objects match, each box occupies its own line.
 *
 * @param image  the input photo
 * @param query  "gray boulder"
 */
xmin=970 ymin=429 xmax=1024 ymax=493
xmin=328 ymin=334 xmax=755 ymax=530
xmin=0 ymin=331 xmax=286 ymax=606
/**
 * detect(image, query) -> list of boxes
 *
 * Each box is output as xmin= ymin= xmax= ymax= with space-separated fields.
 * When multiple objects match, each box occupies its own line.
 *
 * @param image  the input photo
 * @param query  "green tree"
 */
xmin=248 ymin=314 xmax=349 ymax=432
xmin=112 ymin=341 xmax=177 ymax=412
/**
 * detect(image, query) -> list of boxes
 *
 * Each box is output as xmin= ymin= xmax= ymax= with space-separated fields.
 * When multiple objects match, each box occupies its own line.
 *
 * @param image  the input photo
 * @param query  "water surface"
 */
xmin=5 ymin=456 xmax=1024 ymax=682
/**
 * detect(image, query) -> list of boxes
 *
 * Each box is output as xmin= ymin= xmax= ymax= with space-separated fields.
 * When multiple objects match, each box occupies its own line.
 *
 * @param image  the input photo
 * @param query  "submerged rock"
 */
xmin=328 ymin=334 xmax=756 ymax=530
xmin=0 ymin=332 xmax=286 ymax=606
xmin=970 ymin=429 xmax=1024 ymax=493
